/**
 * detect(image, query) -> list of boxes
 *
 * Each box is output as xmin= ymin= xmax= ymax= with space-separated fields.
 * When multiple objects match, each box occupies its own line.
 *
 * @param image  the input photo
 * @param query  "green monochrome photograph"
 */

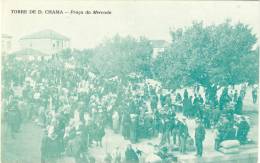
xmin=1 ymin=1 xmax=259 ymax=163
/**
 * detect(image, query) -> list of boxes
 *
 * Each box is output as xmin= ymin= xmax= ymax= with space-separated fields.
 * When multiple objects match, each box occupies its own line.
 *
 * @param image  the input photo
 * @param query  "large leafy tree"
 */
xmin=154 ymin=20 xmax=258 ymax=89
xmin=89 ymin=35 xmax=153 ymax=79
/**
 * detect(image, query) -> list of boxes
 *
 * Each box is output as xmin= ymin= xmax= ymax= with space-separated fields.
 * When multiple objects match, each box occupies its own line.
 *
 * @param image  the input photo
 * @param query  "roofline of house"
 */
xmin=19 ymin=37 xmax=70 ymax=41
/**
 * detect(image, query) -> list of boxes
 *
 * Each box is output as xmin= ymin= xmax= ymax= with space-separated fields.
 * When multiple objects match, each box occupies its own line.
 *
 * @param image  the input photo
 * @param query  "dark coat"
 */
xmin=178 ymin=122 xmax=189 ymax=138
xmin=41 ymin=134 xmax=51 ymax=159
xmin=195 ymin=124 xmax=205 ymax=142
xmin=125 ymin=148 xmax=139 ymax=163
xmin=93 ymin=125 xmax=105 ymax=141
xmin=235 ymin=96 xmax=243 ymax=114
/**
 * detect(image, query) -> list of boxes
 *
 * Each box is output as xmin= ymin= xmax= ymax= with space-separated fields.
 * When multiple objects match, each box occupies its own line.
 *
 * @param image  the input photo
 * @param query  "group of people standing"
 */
xmin=2 ymin=54 xmax=257 ymax=163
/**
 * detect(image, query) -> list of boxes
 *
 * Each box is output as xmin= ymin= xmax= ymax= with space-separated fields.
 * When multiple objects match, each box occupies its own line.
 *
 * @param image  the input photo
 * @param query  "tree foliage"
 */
xmin=154 ymin=20 xmax=258 ymax=89
xmin=89 ymin=35 xmax=153 ymax=79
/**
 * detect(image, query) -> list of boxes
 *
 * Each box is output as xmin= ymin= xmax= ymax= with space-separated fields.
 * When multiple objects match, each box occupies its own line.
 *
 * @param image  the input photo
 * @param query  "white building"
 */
xmin=19 ymin=29 xmax=70 ymax=55
xmin=9 ymin=48 xmax=49 ymax=61
xmin=1 ymin=34 xmax=12 ymax=55
xmin=150 ymin=40 xmax=169 ymax=59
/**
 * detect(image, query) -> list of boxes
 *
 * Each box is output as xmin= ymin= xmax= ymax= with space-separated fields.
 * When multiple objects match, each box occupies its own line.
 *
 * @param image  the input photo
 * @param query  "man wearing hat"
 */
xmin=236 ymin=116 xmax=250 ymax=144
xmin=41 ymin=129 xmax=50 ymax=163
xmin=179 ymin=117 xmax=189 ymax=153
xmin=195 ymin=119 xmax=205 ymax=157
xmin=70 ymin=131 xmax=86 ymax=163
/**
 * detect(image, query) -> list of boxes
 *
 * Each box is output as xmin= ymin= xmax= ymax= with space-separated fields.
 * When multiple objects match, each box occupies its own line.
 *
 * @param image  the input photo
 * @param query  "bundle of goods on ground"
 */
xmin=218 ymin=140 xmax=240 ymax=154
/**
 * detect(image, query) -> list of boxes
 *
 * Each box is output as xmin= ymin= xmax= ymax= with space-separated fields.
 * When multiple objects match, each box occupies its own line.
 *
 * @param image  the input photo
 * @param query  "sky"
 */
xmin=2 ymin=1 xmax=260 ymax=51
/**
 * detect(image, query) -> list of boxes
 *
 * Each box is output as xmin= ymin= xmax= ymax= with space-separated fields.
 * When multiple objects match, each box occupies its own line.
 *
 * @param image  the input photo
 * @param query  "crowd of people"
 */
xmin=2 ymin=54 xmax=257 ymax=163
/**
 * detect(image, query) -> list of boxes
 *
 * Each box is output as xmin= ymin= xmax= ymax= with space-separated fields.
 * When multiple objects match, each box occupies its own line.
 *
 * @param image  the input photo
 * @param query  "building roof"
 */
xmin=20 ymin=29 xmax=70 ymax=41
xmin=150 ymin=40 xmax=169 ymax=48
xmin=2 ymin=34 xmax=12 ymax=38
xmin=9 ymin=48 xmax=47 ymax=57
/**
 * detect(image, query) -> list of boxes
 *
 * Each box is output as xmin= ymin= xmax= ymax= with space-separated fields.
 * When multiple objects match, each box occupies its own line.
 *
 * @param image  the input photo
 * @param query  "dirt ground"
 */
xmin=1 ymin=89 xmax=258 ymax=163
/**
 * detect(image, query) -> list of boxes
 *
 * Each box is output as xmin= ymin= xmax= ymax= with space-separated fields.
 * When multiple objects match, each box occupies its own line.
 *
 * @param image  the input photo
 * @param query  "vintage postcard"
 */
xmin=1 ymin=1 xmax=259 ymax=163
